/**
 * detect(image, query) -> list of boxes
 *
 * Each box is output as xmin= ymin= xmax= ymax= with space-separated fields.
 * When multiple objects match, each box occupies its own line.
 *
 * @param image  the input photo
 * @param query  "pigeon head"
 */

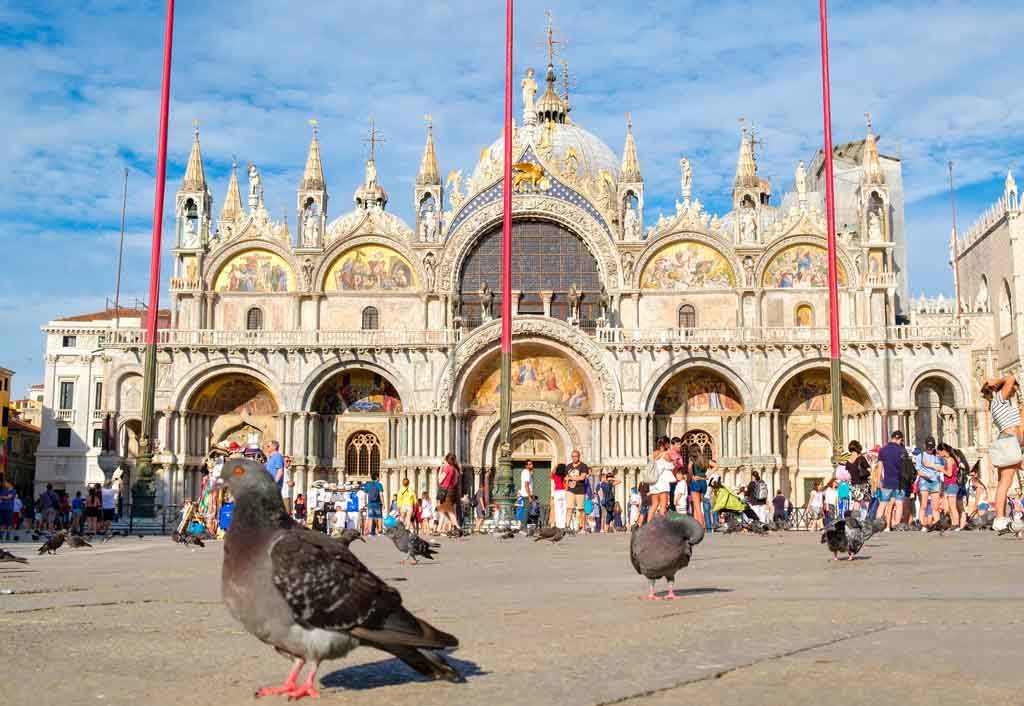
xmin=219 ymin=459 xmax=287 ymax=528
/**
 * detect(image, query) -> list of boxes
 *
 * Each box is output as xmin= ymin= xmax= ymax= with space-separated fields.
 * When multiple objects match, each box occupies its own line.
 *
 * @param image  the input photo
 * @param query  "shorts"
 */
xmin=85 ymin=507 xmax=100 ymax=519
xmin=690 ymin=479 xmax=708 ymax=495
xmin=45 ymin=508 xmax=58 ymax=522
xmin=567 ymin=492 xmax=586 ymax=510
xmin=367 ymin=503 xmax=383 ymax=519
xmin=918 ymin=479 xmax=941 ymax=494
xmin=944 ymin=484 xmax=959 ymax=496
xmin=0 ymin=509 xmax=11 ymax=526
xmin=877 ymin=487 xmax=905 ymax=502
xmin=101 ymin=509 xmax=115 ymax=522
xmin=990 ymin=434 xmax=1022 ymax=469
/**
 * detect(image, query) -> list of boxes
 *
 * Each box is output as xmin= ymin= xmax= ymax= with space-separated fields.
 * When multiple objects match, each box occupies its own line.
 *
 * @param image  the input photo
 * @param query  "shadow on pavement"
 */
xmin=321 ymin=655 xmax=486 ymax=690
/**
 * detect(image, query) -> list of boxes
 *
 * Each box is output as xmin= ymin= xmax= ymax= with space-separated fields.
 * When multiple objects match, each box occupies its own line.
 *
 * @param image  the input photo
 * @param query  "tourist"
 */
xmin=519 ymin=460 xmax=534 ymax=525
xmin=672 ymin=468 xmax=689 ymax=518
xmin=981 ymin=375 xmax=1022 ymax=532
xmin=293 ymin=493 xmax=307 ymax=524
xmin=667 ymin=437 xmax=685 ymax=511
xmin=12 ymin=491 xmax=22 ymax=532
xmin=528 ymin=495 xmax=541 ymax=528
xmin=70 ymin=491 xmax=84 ymax=533
xmin=40 ymin=483 xmax=58 ymax=530
xmin=419 ymin=492 xmax=434 ymax=535
xmin=100 ymin=481 xmax=117 ymax=533
xmin=551 ymin=463 xmax=568 ymax=529
xmin=965 ymin=469 xmax=990 ymax=517
xmin=772 ymin=489 xmax=787 ymax=524
xmin=845 ymin=440 xmax=872 ymax=518
xmin=85 ymin=485 xmax=101 ymax=534
xmin=611 ymin=501 xmax=624 ymax=530
xmin=263 ymin=441 xmax=286 ymax=491
xmin=647 ymin=436 xmax=674 ymax=521
xmin=599 ymin=472 xmax=619 ymax=533
xmin=936 ymin=443 xmax=962 ymax=530
xmin=436 ymin=453 xmax=461 ymax=535
xmin=362 ymin=472 xmax=384 ymax=536
xmin=58 ymin=492 xmax=71 ymax=530
xmin=687 ymin=444 xmax=715 ymax=529
xmin=344 ymin=487 xmax=360 ymax=531
xmin=876 ymin=430 xmax=909 ymax=531
xmin=823 ymin=479 xmax=838 ymax=526
xmin=0 ymin=479 xmax=14 ymax=541
xmin=472 ymin=483 xmax=488 ymax=534
xmin=566 ymin=449 xmax=590 ymax=532
xmin=916 ymin=437 xmax=943 ymax=529
xmin=628 ymin=486 xmax=641 ymax=527
xmin=835 ymin=464 xmax=851 ymax=520
xmin=745 ymin=470 xmax=769 ymax=524
xmin=389 ymin=494 xmax=399 ymax=518
xmin=806 ymin=481 xmax=824 ymax=531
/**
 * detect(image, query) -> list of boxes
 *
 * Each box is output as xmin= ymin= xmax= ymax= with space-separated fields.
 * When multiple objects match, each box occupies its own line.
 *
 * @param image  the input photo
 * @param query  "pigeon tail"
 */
xmin=361 ymin=641 xmax=462 ymax=682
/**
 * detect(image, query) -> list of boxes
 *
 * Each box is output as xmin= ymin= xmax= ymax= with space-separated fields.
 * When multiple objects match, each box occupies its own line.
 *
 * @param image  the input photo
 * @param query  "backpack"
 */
xmin=899 ymin=452 xmax=917 ymax=492
xmin=365 ymin=482 xmax=381 ymax=504
xmin=952 ymin=449 xmax=970 ymax=488
xmin=754 ymin=480 xmax=769 ymax=501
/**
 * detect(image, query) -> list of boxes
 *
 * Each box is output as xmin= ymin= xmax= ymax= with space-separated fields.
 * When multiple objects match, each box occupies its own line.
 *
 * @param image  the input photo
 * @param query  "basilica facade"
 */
xmin=36 ymin=52 xmax=985 ymax=511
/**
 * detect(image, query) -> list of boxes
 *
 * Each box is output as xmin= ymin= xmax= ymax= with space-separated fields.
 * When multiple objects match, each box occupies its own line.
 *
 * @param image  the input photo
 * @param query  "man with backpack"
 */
xmin=746 ymin=471 xmax=770 ymax=524
xmin=362 ymin=472 xmax=384 ymax=536
xmin=876 ymin=430 xmax=910 ymax=531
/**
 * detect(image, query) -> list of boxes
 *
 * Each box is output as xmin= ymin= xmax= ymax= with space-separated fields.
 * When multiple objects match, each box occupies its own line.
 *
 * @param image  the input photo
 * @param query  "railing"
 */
xmin=169 ymin=277 xmax=201 ymax=291
xmin=56 ymin=409 xmax=75 ymax=424
xmin=101 ymin=328 xmax=459 ymax=348
xmin=598 ymin=322 xmax=970 ymax=346
xmin=862 ymin=271 xmax=898 ymax=288
xmin=91 ymin=410 xmax=106 ymax=422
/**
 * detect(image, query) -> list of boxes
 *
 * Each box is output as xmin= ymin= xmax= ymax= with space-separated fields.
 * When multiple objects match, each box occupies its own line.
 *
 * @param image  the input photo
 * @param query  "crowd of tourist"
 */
xmin=0 ymin=479 xmax=119 ymax=540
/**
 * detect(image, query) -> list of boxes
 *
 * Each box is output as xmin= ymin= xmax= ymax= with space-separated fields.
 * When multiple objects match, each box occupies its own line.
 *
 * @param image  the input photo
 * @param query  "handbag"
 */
xmin=642 ymin=460 xmax=661 ymax=485
xmin=990 ymin=434 xmax=1023 ymax=469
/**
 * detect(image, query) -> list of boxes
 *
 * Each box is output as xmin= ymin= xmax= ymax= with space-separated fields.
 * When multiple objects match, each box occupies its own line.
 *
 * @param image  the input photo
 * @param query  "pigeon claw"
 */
xmin=663 ymin=591 xmax=678 ymax=601
xmin=285 ymin=685 xmax=320 ymax=701
xmin=255 ymin=683 xmax=298 ymax=698
xmin=641 ymin=592 xmax=661 ymax=601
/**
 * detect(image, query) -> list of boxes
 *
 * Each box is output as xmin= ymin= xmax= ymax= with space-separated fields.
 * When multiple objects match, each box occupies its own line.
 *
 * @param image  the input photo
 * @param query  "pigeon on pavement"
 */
xmin=533 ymin=527 xmax=566 ymax=543
xmin=220 ymin=460 xmax=460 ymax=700
xmin=67 ymin=534 xmax=92 ymax=549
xmin=927 ymin=513 xmax=953 ymax=535
xmin=630 ymin=512 xmax=705 ymax=600
xmin=385 ymin=524 xmax=440 ymax=565
xmin=38 ymin=531 xmax=66 ymax=555
xmin=821 ymin=517 xmax=875 ymax=560
xmin=0 ymin=548 xmax=28 ymax=564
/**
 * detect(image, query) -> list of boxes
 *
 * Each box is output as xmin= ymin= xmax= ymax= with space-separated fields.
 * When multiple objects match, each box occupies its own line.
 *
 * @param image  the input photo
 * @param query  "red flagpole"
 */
xmin=819 ymin=0 xmax=844 ymax=459
xmin=496 ymin=0 xmax=515 ymax=520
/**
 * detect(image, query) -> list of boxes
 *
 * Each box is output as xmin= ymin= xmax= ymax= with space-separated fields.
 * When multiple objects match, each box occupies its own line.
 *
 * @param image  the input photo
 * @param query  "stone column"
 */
xmin=511 ymin=290 xmax=521 ymax=316
xmin=540 ymin=291 xmax=554 ymax=317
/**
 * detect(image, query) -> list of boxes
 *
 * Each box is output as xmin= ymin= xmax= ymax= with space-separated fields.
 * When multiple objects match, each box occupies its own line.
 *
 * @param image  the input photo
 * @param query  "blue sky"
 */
xmin=2 ymin=0 xmax=1024 ymax=393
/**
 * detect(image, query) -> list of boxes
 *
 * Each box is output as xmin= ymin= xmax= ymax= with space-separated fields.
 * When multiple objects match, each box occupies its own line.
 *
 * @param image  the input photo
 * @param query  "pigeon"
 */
xmin=821 ymin=517 xmax=875 ymax=560
xmin=498 ymin=530 xmax=517 ymax=540
xmin=385 ymin=524 xmax=440 ymax=565
xmin=0 ymin=548 xmax=28 ymax=564
xmin=219 ymin=460 xmax=460 ymax=700
xmin=965 ymin=511 xmax=993 ymax=531
xmin=927 ymin=513 xmax=953 ymax=535
xmin=38 ymin=531 xmax=66 ymax=555
xmin=533 ymin=527 xmax=566 ymax=543
xmin=630 ymin=512 xmax=705 ymax=600
xmin=67 ymin=534 xmax=92 ymax=549
xmin=336 ymin=529 xmax=365 ymax=548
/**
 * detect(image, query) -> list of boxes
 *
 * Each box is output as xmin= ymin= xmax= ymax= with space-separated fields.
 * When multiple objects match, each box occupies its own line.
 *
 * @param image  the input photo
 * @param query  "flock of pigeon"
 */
xmin=1 ymin=459 xmax=1011 ymax=701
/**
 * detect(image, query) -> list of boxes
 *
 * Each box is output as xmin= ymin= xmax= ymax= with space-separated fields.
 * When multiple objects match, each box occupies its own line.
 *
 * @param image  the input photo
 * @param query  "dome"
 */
xmin=471 ymin=122 xmax=621 ymax=191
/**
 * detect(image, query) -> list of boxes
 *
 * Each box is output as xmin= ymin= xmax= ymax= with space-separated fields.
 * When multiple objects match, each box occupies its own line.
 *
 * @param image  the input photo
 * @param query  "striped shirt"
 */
xmin=991 ymin=394 xmax=1021 ymax=434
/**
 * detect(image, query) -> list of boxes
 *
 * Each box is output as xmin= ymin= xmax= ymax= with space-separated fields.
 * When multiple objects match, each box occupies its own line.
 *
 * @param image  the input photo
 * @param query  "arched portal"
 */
xmin=913 ymin=376 xmax=958 ymax=446
xmin=458 ymin=220 xmax=603 ymax=329
xmin=186 ymin=373 xmax=279 ymax=454
xmin=652 ymin=367 xmax=743 ymax=458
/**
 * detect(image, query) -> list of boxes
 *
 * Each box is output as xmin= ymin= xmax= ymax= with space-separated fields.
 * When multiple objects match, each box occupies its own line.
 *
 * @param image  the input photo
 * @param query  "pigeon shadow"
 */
xmin=321 ymin=655 xmax=485 ymax=690
xmin=653 ymin=587 xmax=733 ymax=599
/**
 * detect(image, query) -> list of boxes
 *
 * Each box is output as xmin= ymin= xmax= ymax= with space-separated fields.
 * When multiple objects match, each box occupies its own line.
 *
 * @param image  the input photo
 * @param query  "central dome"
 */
xmin=471 ymin=122 xmax=621 ymax=190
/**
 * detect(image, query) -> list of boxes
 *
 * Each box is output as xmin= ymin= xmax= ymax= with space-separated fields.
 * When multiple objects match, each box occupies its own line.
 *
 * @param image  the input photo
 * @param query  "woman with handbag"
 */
xmin=646 ymin=436 xmax=675 ymax=521
xmin=436 ymin=453 xmax=461 ymax=535
xmin=981 ymin=375 xmax=1023 ymax=532
xmin=687 ymin=445 xmax=716 ymax=529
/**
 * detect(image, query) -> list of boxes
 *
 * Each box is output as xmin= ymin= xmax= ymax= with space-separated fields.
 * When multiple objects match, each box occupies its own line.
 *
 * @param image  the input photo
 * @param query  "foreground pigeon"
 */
xmin=385 ymin=524 xmax=440 ymax=565
xmin=220 ymin=460 xmax=460 ymax=700
xmin=630 ymin=512 xmax=705 ymax=600
xmin=0 ymin=548 xmax=28 ymax=564
xmin=38 ymin=532 xmax=66 ymax=555
xmin=821 ymin=517 xmax=875 ymax=560
xmin=335 ymin=529 xmax=365 ymax=548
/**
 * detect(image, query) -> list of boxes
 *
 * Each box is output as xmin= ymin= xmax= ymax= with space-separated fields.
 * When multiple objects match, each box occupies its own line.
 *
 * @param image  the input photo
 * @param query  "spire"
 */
xmin=535 ymin=11 xmax=567 ymax=125
xmin=354 ymin=119 xmax=388 ymax=210
xmin=734 ymin=120 xmax=758 ymax=188
xmin=862 ymin=112 xmax=886 ymax=185
xmin=182 ymin=121 xmax=207 ymax=191
xmin=220 ymin=158 xmax=244 ymax=221
xmin=416 ymin=114 xmax=440 ymax=186
xmin=621 ymin=113 xmax=642 ymax=182
xmin=300 ymin=119 xmax=325 ymax=191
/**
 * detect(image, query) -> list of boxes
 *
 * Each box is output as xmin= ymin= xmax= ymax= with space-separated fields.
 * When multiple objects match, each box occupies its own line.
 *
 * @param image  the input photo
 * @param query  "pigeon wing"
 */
xmin=270 ymin=528 xmax=404 ymax=633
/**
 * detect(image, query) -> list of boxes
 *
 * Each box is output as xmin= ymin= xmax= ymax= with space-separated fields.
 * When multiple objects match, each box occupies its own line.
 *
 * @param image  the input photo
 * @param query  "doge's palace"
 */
xmin=35 ymin=41 xmax=988 ymax=513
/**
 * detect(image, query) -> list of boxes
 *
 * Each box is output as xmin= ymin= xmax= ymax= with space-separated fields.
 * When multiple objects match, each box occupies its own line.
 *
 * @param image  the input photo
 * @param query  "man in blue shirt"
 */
xmin=363 ymin=472 xmax=384 ymax=536
xmin=0 ymin=479 xmax=16 ymax=541
xmin=876 ymin=430 xmax=907 ymax=531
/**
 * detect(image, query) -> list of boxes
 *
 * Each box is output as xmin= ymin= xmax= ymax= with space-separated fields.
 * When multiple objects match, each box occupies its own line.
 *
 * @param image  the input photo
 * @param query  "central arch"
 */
xmin=185 ymin=372 xmax=280 ymax=454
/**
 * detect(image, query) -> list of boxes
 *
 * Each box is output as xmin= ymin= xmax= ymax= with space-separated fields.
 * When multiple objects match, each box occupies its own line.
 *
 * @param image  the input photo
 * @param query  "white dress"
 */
xmin=650 ymin=456 xmax=676 ymax=494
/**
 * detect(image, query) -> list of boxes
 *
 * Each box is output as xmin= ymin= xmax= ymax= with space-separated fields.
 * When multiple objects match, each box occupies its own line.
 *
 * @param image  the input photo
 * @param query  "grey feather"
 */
xmin=629 ymin=514 xmax=698 ymax=583
xmin=385 ymin=525 xmax=438 ymax=563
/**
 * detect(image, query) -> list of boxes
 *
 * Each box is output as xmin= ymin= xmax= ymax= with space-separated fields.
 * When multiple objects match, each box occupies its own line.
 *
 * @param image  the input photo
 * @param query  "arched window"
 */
xmin=1000 ymin=280 xmax=1013 ymax=337
xmin=361 ymin=306 xmax=379 ymax=330
xmin=245 ymin=307 xmax=263 ymax=331
xmin=678 ymin=304 xmax=696 ymax=329
xmin=345 ymin=432 xmax=381 ymax=477
xmin=795 ymin=304 xmax=813 ymax=327
xmin=977 ymin=275 xmax=990 ymax=313
xmin=682 ymin=430 xmax=713 ymax=460
xmin=459 ymin=220 xmax=602 ymax=329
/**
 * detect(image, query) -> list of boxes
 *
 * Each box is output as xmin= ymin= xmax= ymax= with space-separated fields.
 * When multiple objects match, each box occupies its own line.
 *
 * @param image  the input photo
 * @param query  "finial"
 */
xmin=362 ymin=117 xmax=385 ymax=161
xmin=540 ymin=9 xmax=564 ymax=65
xmin=231 ymin=154 xmax=237 ymax=169
xmin=626 ymin=112 xmax=633 ymax=133
xmin=309 ymin=118 xmax=318 ymax=137
xmin=192 ymin=119 xmax=200 ymax=140
xmin=425 ymin=113 xmax=433 ymax=132
xmin=864 ymin=111 xmax=873 ymax=133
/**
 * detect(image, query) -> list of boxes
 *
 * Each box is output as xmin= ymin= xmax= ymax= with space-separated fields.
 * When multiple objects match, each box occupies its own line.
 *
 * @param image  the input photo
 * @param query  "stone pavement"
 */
xmin=1 ymin=529 xmax=1022 ymax=706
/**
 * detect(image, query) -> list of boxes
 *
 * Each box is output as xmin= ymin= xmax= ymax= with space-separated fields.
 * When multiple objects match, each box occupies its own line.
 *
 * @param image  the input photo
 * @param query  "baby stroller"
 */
xmin=711 ymin=481 xmax=767 ymax=534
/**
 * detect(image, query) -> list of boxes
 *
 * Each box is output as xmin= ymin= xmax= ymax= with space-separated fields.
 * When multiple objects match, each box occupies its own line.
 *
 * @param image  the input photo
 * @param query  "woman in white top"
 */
xmin=823 ymin=479 xmax=839 ymax=526
xmin=648 ymin=436 xmax=676 ymax=520
xmin=982 ymin=374 xmax=1022 ymax=531
xmin=806 ymin=480 xmax=825 ymax=531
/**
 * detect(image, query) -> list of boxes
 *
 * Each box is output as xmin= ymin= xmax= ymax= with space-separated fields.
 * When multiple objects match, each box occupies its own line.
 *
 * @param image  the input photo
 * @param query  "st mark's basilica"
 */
xmin=36 ymin=36 xmax=989 ymax=512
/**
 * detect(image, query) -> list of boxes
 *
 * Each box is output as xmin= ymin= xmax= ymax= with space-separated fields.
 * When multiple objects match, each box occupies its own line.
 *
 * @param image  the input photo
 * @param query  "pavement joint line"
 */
xmin=593 ymin=623 xmax=894 ymax=706
xmin=4 ymin=598 xmax=223 ymax=614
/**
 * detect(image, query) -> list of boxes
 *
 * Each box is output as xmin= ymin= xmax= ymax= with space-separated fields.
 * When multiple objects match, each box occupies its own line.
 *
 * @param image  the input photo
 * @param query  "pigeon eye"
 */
xmin=232 ymin=466 xmax=246 ymax=476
